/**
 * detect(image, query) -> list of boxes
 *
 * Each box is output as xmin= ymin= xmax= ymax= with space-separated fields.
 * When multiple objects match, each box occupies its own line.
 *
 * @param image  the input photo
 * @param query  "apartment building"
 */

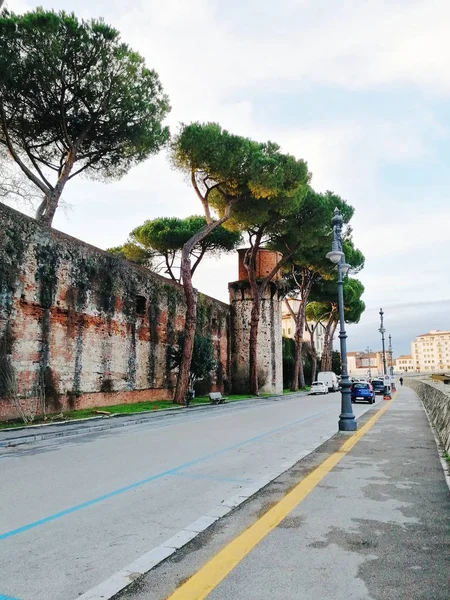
xmin=395 ymin=355 xmax=414 ymax=372
xmin=411 ymin=330 xmax=450 ymax=372
xmin=281 ymin=298 xmax=325 ymax=357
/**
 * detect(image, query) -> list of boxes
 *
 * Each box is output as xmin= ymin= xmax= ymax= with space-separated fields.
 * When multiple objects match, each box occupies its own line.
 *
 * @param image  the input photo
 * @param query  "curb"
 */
xmin=0 ymin=393 xmax=308 ymax=448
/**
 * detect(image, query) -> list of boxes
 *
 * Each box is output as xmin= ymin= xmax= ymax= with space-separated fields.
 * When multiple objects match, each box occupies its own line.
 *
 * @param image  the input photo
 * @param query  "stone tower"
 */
xmin=229 ymin=249 xmax=283 ymax=394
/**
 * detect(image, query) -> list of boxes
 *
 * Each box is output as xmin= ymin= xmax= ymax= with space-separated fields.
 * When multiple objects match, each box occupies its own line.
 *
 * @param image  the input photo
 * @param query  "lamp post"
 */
xmin=326 ymin=208 xmax=356 ymax=432
xmin=388 ymin=334 xmax=396 ymax=391
xmin=366 ymin=346 xmax=372 ymax=380
xmin=388 ymin=334 xmax=393 ymax=375
xmin=379 ymin=308 xmax=390 ymax=398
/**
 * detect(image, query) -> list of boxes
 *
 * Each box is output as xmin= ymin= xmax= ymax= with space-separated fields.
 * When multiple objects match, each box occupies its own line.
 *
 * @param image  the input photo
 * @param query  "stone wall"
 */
xmin=229 ymin=280 xmax=283 ymax=394
xmin=0 ymin=202 xmax=229 ymax=419
xmin=405 ymin=378 xmax=450 ymax=451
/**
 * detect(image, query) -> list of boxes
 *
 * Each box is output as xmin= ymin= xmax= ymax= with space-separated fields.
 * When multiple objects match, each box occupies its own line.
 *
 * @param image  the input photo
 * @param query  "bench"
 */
xmin=209 ymin=392 xmax=227 ymax=405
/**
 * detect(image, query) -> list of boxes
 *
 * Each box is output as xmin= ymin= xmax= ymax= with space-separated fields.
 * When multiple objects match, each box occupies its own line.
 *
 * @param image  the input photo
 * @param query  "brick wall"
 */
xmin=0 ymin=202 xmax=229 ymax=420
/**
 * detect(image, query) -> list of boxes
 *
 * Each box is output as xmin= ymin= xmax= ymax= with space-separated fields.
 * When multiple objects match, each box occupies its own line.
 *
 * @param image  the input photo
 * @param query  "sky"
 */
xmin=4 ymin=0 xmax=450 ymax=356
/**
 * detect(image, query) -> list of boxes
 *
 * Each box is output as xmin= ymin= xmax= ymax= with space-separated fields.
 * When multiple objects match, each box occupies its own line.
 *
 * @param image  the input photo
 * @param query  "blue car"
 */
xmin=351 ymin=382 xmax=375 ymax=404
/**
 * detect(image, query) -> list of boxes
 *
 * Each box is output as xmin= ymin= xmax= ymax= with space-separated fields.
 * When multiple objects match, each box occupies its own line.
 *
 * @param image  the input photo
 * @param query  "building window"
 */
xmin=135 ymin=295 xmax=146 ymax=316
xmin=288 ymin=328 xmax=291 ymax=335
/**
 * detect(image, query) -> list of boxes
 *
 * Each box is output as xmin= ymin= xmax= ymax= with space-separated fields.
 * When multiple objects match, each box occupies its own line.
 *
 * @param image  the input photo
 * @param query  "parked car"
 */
xmin=317 ymin=371 xmax=339 ymax=392
xmin=310 ymin=381 xmax=328 ymax=395
xmin=351 ymin=382 xmax=375 ymax=404
xmin=371 ymin=379 xmax=385 ymax=395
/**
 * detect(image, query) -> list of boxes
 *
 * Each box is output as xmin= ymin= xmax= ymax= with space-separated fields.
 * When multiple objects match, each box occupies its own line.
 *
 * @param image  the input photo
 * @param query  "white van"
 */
xmin=317 ymin=371 xmax=339 ymax=392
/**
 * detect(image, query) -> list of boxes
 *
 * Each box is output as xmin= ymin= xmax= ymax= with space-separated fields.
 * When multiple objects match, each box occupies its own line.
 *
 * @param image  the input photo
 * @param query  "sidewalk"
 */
xmin=207 ymin=387 xmax=450 ymax=600
xmin=122 ymin=386 xmax=450 ymax=600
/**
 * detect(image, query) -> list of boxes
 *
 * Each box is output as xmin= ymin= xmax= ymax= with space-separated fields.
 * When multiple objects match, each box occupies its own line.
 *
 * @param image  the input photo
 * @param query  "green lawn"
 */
xmin=0 ymin=393 xmax=277 ymax=431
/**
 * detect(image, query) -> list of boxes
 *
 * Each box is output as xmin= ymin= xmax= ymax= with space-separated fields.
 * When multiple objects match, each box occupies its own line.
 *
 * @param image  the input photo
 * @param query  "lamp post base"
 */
xmin=338 ymin=414 xmax=357 ymax=431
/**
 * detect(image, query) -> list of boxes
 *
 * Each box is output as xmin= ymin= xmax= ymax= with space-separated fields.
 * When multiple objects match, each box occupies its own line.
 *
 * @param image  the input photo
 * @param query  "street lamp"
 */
xmin=366 ymin=346 xmax=372 ymax=380
xmin=388 ymin=334 xmax=396 ymax=391
xmin=388 ymin=334 xmax=393 ymax=375
xmin=326 ymin=208 xmax=356 ymax=432
xmin=379 ymin=308 xmax=390 ymax=398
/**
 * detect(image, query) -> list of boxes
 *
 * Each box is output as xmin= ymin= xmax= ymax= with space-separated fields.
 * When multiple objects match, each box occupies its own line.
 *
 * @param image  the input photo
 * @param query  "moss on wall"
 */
xmin=0 ymin=202 xmax=231 ymax=406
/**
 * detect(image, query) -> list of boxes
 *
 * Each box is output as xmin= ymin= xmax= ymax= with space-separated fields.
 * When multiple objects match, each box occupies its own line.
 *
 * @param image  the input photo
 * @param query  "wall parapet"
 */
xmin=405 ymin=377 xmax=450 ymax=451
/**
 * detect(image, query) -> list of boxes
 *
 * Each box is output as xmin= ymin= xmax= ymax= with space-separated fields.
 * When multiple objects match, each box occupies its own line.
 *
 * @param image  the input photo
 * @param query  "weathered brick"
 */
xmin=0 ymin=203 xmax=230 ymax=420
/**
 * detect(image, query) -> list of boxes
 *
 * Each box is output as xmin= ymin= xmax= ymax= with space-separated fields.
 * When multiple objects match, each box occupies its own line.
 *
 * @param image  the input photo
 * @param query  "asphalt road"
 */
xmin=118 ymin=387 xmax=450 ymax=600
xmin=0 ymin=392 xmax=380 ymax=600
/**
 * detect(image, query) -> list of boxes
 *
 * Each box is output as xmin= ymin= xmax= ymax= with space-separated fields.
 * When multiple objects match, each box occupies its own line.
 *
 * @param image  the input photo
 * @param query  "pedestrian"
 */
xmin=399 ymin=377 xmax=403 ymax=386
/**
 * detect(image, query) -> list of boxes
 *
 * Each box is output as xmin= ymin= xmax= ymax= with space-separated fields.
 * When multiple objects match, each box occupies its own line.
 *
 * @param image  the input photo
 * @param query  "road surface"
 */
xmin=0 ymin=392 xmax=380 ymax=600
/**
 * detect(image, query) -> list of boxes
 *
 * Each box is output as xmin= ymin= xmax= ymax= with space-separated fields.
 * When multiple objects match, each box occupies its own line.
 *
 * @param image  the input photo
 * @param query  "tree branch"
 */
xmin=191 ymin=246 xmax=207 ymax=276
xmin=191 ymin=169 xmax=212 ymax=223
xmin=0 ymin=107 xmax=49 ymax=195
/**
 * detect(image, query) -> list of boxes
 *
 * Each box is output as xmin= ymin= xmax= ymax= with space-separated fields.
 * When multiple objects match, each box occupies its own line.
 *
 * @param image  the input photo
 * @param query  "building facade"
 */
xmin=395 ymin=355 xmax=414 ymax=372
xmin=411 ymin=330 xmax=450 ymax=373
xmin=346 ymin=351 xmax=380 ymax=378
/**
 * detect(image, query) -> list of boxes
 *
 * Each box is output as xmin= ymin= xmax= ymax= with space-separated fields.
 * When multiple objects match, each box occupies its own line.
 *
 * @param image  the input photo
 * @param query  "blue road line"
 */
xmin=0 ymin=408 xmax=330 ymax=541
xmin=0 ymin=594 xmax=22 ymax=599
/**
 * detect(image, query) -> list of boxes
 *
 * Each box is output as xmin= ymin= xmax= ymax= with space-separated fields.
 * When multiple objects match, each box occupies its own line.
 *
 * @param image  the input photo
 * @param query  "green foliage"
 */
xmin=172 ymin=122 xmax=260 ymax=199
xmin=331 ymin=350 xmax=342 ymax=375
xmin=111 ymin=215 xmax=242 ymax=281
xmin=308 ymin=277 xmax=365 ymax=325
xmin=171 ymin=122 xmax=310 ymax=223
xmin=274 ymin=189 xmax=362 ymax=289
xmin=106 ymin=242 xmax=154 ymax=267
xmin=169 ymin=331 xmax=217 ymax=388
xmin=282 ymin=337 xmax=295 ymax=389
xmin=305 ymin=301 xmax=330 ymax=324
xmin=282 ymin=337 xmax=316 ymax=388
xmin=132 ymin=215 xmax=242 ymax=255
xmin=343 ymin=278 xmax=365 ymax=324
xmin=0 ymin=8 xmax=170 ymax=220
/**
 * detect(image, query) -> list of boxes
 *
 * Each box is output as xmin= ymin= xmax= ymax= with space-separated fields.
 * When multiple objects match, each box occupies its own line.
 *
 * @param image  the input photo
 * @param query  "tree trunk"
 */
xmin=291 ymin=335 xmax=301 ymax=392
xmin=249 ymin=288 xmax=262 ymax=396
xmin=173 ymin=203 xmax=235 ymax=404
xmin=320 ymin=311 xmax=336 ymax=372
xmin=174 ymin=252 xmax=197 ymax=404
xmin=289 ymin=275 xmax=314 ymax=391
xmin=291 ymin=308 xmax=305 ymax=391
xmin=35 ymin=149 xmax=78 ymax=226
xmin=36 ymin=189 xmax=62 ymax=225
xmin=309 ymin=326 xmax=317 ymax=383
xmin=327 ymin=320 xmax=338 ymax=371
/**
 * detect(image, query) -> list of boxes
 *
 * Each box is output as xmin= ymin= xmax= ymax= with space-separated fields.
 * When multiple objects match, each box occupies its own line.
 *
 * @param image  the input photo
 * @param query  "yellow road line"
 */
xmin=166 ymin=395 xmax=396 ymax=600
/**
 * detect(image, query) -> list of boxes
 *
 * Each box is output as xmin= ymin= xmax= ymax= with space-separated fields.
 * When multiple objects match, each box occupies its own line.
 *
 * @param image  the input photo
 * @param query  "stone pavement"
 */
xmin=119 ymin=386 xmax=450 ymax=600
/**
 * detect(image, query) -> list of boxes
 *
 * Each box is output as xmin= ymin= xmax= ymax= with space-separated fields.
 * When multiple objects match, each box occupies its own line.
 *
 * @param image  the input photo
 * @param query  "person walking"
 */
xmin=399 ymin=377 xmax=404 ymax=386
